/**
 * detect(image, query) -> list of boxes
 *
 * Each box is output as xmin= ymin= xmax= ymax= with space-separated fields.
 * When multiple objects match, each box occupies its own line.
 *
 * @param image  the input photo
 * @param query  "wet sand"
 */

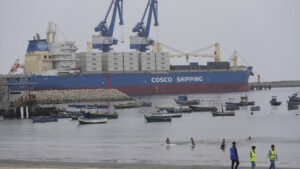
xmin=0 ymin=160 xmax=298 ymax=169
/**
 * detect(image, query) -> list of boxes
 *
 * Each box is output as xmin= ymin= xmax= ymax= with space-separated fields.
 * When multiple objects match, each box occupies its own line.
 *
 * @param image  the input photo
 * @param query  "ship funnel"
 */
xmin=36 ymin=33 xmax=40 ymax=40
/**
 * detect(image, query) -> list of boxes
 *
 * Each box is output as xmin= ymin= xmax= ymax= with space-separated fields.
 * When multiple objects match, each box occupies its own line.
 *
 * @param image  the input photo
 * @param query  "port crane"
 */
xmin=130 ymin=0 xmax=159 ymax=52
xmin=153 ymin=42 xmax=221 ymax=62
xmin=92 ymin=0 xmax=124 ymax=52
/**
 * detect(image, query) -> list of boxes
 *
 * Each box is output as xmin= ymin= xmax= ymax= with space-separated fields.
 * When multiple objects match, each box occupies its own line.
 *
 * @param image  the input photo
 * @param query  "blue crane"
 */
xmin=130 ymin=0 xmax=158 ymax=52
xmin=92 ymin=0 xmax=124 ymax=52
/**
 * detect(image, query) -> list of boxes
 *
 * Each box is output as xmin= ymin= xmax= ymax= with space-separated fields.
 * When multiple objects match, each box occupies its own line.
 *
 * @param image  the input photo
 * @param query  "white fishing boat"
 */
xmin=78 ymin=117 xmax=107 ymax=124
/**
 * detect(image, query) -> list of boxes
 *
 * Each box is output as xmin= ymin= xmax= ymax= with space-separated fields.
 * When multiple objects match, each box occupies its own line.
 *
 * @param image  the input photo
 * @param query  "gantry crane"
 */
xmin=92 ymin=0 xmax=124 ymax=52
xmin=155 ymin=42 xmax=221 ymax=62
xmin=130 ymin=0 xmax=158 ymax=52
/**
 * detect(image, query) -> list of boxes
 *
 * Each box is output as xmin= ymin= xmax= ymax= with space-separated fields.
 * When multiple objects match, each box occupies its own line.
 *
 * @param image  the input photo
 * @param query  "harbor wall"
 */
xmin=249 ymin=80 xmax=300 ymax=88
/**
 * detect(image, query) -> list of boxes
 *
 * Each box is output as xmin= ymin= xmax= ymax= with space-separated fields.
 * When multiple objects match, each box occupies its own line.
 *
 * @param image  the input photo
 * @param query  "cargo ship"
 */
xmin=6 ymin=23 xmax=253 ymax=96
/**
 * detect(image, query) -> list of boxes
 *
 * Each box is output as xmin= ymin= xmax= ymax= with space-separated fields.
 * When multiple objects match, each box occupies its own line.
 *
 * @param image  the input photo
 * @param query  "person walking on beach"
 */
xmin=221 ymin=139 xmax=225 ymax=150
xmin=268 ymin=145 xmax=278 ymax=169
xmin=230 ymin=142 xmax=239 ymax=169
xmin=190 ymin=137 xmax=195 ymax=147
xmin=166 ymin=137 xmax=171 ymax=144
xmin=249 ymin=146 xmax=256 ymax=169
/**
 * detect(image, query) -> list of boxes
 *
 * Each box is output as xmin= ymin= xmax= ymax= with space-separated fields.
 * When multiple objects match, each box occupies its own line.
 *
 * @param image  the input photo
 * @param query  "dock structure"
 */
xmin=249 ymin=84 xmax=272 ymax=91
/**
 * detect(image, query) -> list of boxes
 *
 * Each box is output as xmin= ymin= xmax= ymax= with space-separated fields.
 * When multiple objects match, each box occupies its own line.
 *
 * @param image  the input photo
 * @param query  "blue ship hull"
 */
xmin=9 ymin=67 xmax=252 ymax=96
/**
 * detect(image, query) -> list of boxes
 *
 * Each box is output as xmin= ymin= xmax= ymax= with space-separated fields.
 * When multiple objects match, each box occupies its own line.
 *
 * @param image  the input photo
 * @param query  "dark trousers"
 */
xmin=269 ymin=160 xmax=275 ymax=169
xmin=231 ymin=159 xmax=239 ymax=169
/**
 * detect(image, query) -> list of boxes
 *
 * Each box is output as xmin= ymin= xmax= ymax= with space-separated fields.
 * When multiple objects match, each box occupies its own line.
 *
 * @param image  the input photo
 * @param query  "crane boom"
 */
xmin=92 ymin=0 xmax=124 ymax=52
xmin=130 ymin=0 xmax=158 ymax=52
xmin=161 ymin=43 xmax=221 ymax=62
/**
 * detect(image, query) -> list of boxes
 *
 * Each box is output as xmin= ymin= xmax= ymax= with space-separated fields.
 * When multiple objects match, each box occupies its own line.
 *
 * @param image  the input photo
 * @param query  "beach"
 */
xmin=0 ymin=160 xmax=299 ymax=169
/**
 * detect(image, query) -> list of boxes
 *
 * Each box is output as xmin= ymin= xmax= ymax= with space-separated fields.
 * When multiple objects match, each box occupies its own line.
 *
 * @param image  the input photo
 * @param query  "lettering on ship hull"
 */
xmin=150 ymin=76 xmax=203 ymax=83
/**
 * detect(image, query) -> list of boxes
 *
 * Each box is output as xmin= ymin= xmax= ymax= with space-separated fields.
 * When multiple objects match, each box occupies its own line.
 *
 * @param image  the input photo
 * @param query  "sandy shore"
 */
xmin=0 ymin=160 xmax=298 ymax=169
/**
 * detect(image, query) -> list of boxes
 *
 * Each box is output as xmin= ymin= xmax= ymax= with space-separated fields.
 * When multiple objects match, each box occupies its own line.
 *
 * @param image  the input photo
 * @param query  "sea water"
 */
xmin=0 ymin=87 xmax=299 ymax=167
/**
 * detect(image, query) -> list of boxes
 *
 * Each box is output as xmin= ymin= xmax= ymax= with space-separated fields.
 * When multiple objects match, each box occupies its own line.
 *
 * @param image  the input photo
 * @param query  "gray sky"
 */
xmin=0 ymin=0 xmax=299 ymax=82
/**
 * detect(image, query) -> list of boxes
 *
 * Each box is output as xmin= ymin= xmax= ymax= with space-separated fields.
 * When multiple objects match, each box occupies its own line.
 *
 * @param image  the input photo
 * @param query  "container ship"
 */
xmin=6 ymin=0 xmax=253 ymax=96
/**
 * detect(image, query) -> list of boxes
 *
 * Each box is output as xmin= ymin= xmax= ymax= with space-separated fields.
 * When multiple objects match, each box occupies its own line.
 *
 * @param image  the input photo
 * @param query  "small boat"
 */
xmin=151 ymin=112 xmax=182 ymax=118
xmin=68 ymin=104 xmax=86 ymax=108
xmin=289 ymin=93 xmax=300 ymax=102
xmin=144 ymin=114 xmax=171 ymax=122
xmin=113 ymin=102 xmax=141 ymax=109
xmin=287 ymin=101 xmax=300 ymax=105
xmin=270 ymin=96 xmax=281 ymax=106
xmin=174 ymin=96 xmax=200 ymax=106
xmin=225 ymin=104 xmax=240 ymax=111
xmin=212 ymin=111 xmax=235 ymax=117
xmin=78 ymin=117 xmax=107 ymax=124
xmin=0 ymin=116 xmax=3 ymax=121
xmin=32 ymin=116 xmax=58 ymax=123
xmin=189 ymin=105 xmax=217 ymax=112
xmin=239 ymin=95 xmax=255 ymax=106
xmin=86 ymin=104 xmax=109 ymax=109
xmin=139 ymin=102 xmax=152 ymax=107
xmin=250 ymin=106 xmax=260 ymax=111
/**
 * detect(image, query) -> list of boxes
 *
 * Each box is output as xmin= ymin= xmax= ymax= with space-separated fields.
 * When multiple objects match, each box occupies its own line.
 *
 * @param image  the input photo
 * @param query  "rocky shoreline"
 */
xmin=28 ymin=89 xmax=133 ymax=103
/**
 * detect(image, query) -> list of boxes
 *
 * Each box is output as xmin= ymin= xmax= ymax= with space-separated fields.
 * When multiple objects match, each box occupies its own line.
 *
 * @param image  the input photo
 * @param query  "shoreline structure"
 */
xmin=0 ymin=160 xmax=298 ymax=169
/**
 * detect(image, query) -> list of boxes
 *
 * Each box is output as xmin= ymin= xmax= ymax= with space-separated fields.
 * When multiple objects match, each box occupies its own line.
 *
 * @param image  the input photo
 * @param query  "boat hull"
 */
xmin=8 ymin=68 xmax=252 ymax=96
xmin=189 ymin=105 xmax=217 ymax=112
xmin=32 ymin=117 xmax=58 ymax=122
xmin=78 ymin=117 xmax=107 ymax=124
xmin=212 ymin=112 xmax=235 ymax=116
xmin=145 ymin=116 xmax=172 ymax=122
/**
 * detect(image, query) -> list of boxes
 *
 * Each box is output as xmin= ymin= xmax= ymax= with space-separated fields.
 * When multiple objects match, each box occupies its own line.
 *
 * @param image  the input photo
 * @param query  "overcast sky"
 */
xmin=0 ymin=0 xmax=299 ymax=82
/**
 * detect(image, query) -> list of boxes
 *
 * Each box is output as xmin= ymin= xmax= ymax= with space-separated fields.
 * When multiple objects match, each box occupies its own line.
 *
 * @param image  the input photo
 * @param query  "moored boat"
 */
xmin=250 ymin=106 xmax=260 ymax=111
xmin=239 ymin=95 xmax=255 ymax=106
xmin=113 ymin=102 xmax=141 ymax=109
xmin=32 ymin=116 xmax=58 ymax=122
xmin=144 ymin=114 xmax=172 ymax=122
xmin=78 ymin=117 xmax=107 ymax=124
xmin=0 ymin=116 xmax=3 ymax=122
xmin=289 ymin=93 xmax=300 ymax=103
xmin=270 ymin=96 xmax=281 ymax=106
xmin=212 ymin=111 xmax=235 ymax=117
xmin=68 ymin=104 xmax=86 ymax=108
xmin=287 ymin=101 xmax=300 ymax=105
xmin=189 ymin=105 xmax=217 ymax=112
xmin=139 ymin=102 xmax=152 ymax=107
xmin=225 ymin=104 xmax=240 ymax=111
xmin=86 ymin=104 xmax=109 ymax=109
xmin=174 ymin=96 xmax=200 ymax=106
xmin=150 ymin=112 xmax=182 ymax=118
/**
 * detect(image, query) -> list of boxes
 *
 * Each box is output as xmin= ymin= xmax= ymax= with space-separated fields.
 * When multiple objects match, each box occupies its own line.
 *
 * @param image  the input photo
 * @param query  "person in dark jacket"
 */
xmin=230 ymin=142 xmax=239 ymax=169
xmin=221 ymin=138 xmax=226 ymax=150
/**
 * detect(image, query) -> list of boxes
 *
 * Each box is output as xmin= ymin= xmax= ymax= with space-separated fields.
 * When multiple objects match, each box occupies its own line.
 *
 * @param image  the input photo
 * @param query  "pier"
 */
xmin=249 ymin=80 xmax=300 ymax=91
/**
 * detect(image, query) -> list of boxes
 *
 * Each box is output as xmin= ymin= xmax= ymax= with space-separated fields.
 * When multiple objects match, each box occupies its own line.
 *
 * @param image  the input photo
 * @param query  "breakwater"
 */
xmin=27 ymin=89 xmax=132 ymax=103
xmin=249 ymin=80 xmax=300 ymax=89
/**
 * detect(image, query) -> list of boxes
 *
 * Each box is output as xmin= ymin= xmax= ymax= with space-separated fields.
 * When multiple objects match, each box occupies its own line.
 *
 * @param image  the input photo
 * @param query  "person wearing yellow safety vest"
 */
xmin=249 ymin=146 xmax=256 ymax=169
xmin=267 ymin=145 xmax=278 ymax=169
